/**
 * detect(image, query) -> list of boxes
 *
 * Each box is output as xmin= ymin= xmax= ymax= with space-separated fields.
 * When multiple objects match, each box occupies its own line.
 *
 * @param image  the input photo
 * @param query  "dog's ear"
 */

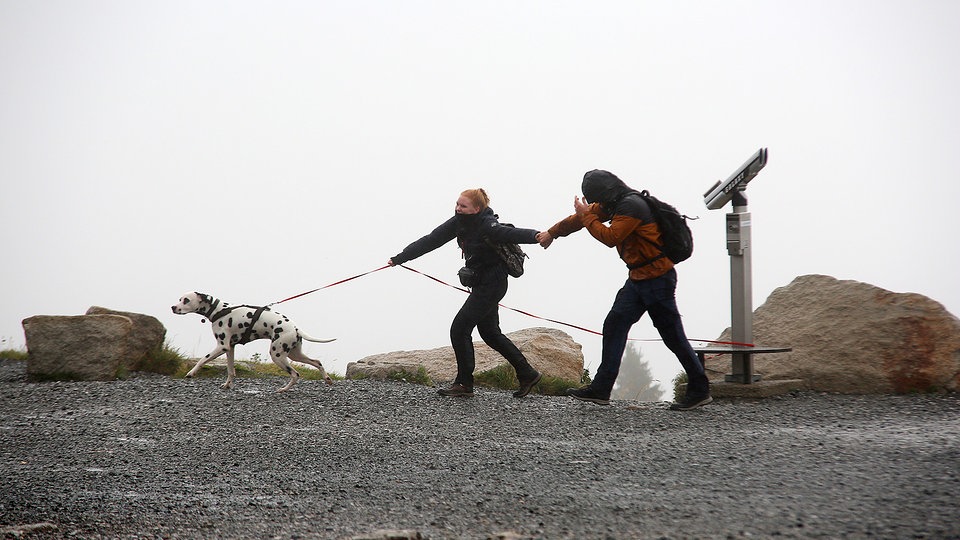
xmin=195 ymin=292 xmax=211 ymax=304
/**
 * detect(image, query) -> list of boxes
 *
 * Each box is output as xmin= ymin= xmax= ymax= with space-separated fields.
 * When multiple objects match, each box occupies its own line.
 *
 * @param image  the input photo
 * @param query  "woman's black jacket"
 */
xmin=391 ymin=207 xmax=538 ymax=271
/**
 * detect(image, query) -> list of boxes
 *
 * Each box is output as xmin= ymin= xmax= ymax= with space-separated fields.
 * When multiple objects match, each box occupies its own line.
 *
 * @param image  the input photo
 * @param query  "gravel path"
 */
xmin=2 ymin=359 xmax=959 ymax=539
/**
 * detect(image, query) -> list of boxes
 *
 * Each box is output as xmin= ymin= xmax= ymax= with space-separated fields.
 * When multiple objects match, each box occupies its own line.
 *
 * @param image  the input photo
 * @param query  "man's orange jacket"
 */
xmin=546 ymin=201 xmax=674 ymax=282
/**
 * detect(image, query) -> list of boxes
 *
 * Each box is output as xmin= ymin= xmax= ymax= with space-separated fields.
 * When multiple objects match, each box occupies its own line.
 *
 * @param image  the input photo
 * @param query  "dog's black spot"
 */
xmin=227 ymin=317 xmax=233 ymax=328
xmin=263 ymin=322 xmax=268 ymax=327
xmin=217 ymin=333 xmax=226 ymax=341
xmin=274 ymin=326 xmax=283 ymax=334
xmin=246 ymin=312 xmax=254 ymax=319
xmin=282 ymin=343 xmax=290 ymax=352
xmin=218 ymin=321 xmax=223 ymax=327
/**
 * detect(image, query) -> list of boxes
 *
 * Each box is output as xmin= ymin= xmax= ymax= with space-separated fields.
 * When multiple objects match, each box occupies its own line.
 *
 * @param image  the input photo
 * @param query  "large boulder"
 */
xmin=22 ymin=314 xmax=135 ymax=381
xmin=346 ymin=327 xmax=584 ymax=383
xmin=707 ymin=274 xmax=960 ymax=394
xmin=85 ymin=306 xmax=166 ymax=371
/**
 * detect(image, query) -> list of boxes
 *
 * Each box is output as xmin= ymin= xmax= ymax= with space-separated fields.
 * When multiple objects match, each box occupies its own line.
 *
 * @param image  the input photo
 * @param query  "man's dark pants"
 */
xmin=592 ymin=268 xmax=709 ymax=397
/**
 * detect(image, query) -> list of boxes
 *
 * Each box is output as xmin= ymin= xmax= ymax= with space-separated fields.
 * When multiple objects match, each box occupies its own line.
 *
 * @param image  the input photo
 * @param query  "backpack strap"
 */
xmin=626 ymin=190 xmax=665 ymax=270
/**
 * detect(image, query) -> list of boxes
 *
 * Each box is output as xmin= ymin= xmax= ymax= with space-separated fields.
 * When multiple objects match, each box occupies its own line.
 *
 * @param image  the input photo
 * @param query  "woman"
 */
xmin=388 ymin=189 xmax=543 ymax=398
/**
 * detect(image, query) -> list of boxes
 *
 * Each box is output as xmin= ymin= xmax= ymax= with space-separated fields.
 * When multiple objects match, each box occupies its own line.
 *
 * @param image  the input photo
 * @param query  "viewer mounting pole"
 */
xmin=727 ymin=191 xmax=755 ymax=382
xmin=703 ymin=148 xmax=768 ymax=384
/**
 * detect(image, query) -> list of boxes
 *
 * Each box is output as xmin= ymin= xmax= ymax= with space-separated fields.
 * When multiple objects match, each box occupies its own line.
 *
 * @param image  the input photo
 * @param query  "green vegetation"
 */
xmin=474 ymin=364 xmax=585 ymax=396
xmin=385 ymin=366 xmax=433 ymax=385
xmin=4 ymin=341 xmax=589 ymax=395
xmin=246 ymin=361 xmax=343 ymax=381
xmin=140 ymin=342 xmax=187 ymax=375
xmin=0 ymin=348 xmax=28 ymax=361
xmin=671 ymin=371 xmax=687 ymax=401
xmin=175 ymin=352 xmax=344 ymax=381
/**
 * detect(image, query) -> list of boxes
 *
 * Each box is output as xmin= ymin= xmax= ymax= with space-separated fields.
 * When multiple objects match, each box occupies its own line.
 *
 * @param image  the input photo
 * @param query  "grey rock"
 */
xmin=85 ymin=306 xmax=166 ymax=371
xmin=22 ymin=314 xmax=134 ymax=381
xmin=710 ymin=274 xmax=960 ymax=393
xmin=346 ymin=327 xmax=584 ymax=383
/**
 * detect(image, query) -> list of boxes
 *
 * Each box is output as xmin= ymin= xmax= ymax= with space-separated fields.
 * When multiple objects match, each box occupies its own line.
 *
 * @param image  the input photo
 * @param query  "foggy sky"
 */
xmin=2 ymin=1 xmax=958 ymax=391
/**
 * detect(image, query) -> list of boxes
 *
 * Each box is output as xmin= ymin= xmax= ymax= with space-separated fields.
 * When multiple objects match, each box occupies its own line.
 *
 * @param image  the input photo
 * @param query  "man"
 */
xmin=536 ymin=170 xmax=711 ymax=410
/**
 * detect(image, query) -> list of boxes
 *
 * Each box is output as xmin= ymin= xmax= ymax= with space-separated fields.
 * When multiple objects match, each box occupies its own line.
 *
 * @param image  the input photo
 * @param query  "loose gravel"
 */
xmin=1 ymin=359 xmax=959 ymax=539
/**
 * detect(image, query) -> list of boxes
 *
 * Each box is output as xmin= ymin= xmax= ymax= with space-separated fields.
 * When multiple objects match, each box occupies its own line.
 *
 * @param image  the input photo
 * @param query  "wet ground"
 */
xmin=2 ymin=359 xmax=959 ymax=539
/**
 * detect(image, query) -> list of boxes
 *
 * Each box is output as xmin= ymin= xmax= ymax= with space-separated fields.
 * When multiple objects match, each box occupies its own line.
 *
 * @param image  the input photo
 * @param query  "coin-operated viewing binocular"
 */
xmin=703 ymin=148 xmax=768 ymax=210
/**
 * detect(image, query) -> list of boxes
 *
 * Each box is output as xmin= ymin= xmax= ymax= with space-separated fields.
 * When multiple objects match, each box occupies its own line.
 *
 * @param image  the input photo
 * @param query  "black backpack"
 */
xmin=632 ymin=190 xmax=696 ymax=267
xmin=485 ymin=224 xmax=529 ymax=278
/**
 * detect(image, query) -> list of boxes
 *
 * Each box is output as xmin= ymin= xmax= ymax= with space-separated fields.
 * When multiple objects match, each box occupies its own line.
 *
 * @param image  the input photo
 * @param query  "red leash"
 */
xmin=270 ymin=263 xmax=754 ymax=347
xmin=268 ymin=265 xmax=391 ymax=306
xmin=399 ymin=265 xmax=608 ymax=338
xmin=399 ymin=265 xmax=752 ymax=347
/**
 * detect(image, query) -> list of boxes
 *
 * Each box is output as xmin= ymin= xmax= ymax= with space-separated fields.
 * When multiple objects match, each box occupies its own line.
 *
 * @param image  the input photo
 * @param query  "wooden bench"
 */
xmin=693 ymin=345 xmax=792 ymax=384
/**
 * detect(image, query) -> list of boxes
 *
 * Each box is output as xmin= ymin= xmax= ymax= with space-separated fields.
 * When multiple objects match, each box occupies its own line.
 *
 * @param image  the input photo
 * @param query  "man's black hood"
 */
xmin=581 ymin=169 xmax=634 ymax=205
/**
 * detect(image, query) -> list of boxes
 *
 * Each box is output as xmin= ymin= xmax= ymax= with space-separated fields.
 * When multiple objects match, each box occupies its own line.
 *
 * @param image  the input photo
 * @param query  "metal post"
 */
xmin=725 ymin=191 xmax=758 ymax=383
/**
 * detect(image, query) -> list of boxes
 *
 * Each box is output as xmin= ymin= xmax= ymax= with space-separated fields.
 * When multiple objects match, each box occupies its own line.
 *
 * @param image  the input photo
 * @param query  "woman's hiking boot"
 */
xmin=513 ymin=371 xmax=542 ymax=398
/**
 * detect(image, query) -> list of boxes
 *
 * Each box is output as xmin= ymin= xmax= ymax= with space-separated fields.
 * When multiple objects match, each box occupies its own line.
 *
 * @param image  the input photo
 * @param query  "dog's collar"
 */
xmin=203 ymin=299 xmax=230 ymax=322
xmin=209 ymin=309 xmax=233 ymax=322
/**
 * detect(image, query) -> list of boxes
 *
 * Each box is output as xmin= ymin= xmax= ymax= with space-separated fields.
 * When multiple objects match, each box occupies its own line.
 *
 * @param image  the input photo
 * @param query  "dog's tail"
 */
xmin=301 ymin=332 xmax=336 ymax=343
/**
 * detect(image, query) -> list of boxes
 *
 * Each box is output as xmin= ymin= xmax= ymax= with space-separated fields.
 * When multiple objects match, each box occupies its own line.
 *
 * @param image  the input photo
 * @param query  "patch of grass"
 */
xmin=247 ymin=362 xmax=344 ymax=381
xmin=474 ymin=364 xmax=584 ymax=396
xmin=474 ymin=364 xmax=517 ymax=389
xmin=385 ymin=366 xmax=433 ymax=386
xmin=176 ymin=356 xmax=344 ymax=381
xmin=0 ymin=348 xmax=28 ymax=361
xmin=539 ymin=374 xmax=586 ymax=396
xmin=672 ymin=371 xmax=687 ymax=401
xmin=139 ymin=342 xmax=188 ymax=375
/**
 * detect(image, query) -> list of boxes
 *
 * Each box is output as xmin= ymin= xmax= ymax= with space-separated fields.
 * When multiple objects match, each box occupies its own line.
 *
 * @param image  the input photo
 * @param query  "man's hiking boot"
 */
xmin=513 ymin=371 xmax=542 ymax=398
xmin=669 ymin=394 xmax=713 ymax=411
xmin=567 ymin=385 xmax=610 ymax=406
xmin=438 ymin=383 xmax=474 ymax=397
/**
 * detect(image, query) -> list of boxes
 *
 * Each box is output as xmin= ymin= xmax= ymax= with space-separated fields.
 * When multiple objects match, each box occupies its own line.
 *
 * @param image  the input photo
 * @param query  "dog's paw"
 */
xmin=324 ymin=376 xmax=333 ymax=386
xmin=221 ymin=381 xmax=234 ymax=390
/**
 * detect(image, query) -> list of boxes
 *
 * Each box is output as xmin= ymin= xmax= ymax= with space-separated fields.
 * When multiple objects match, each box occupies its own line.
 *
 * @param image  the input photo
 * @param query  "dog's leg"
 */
xmin=288 ymin=347 xmax=333 ymax=385
xmin=270 ymin=348 xmax=300 ymax=392
xmin=185 ymin=346 xmax=228 ymax=378
xmin=223 ymin=346 xmax=236 ymax=389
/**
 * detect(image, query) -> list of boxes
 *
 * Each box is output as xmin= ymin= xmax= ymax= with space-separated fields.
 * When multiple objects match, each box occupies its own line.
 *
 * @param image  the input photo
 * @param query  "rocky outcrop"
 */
xmin=707 ymin=274 xmax=960 ymax=394
xmin=346 ymin=327 xmax=584 ymax=383
xmin=22 ymin=314 xmax=135 ymax=381
xmin=22 ymin=307 xmax=168 ymax=381
xmin=85 ymin=306 xmax=166 ymax=371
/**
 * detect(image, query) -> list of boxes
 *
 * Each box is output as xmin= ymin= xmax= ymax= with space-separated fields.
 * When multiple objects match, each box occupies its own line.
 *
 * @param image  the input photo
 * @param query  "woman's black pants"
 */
xmin=449 ymin=267 xmax=535 ymax=386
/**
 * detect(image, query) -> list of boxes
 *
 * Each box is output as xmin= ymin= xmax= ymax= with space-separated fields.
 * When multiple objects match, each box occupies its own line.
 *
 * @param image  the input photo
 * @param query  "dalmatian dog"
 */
xmin=171 ymin=292 xmax=335 ymax=392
